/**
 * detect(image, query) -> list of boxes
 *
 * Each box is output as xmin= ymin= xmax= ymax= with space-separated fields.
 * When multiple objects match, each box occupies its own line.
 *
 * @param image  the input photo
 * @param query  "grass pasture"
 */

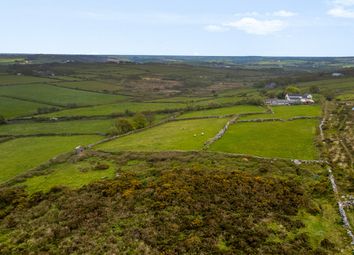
xmin=0 ymin=96 xmax=52 ymax=118
xmin=178 ymin=105 xmax=265 ymax=118
xmin=210 ymin=119 xmax=319 ymax=159
xmin=97 ymin=118 xmax=228 ymax=152
xmin=0 ymin=114 xmax=170 ymax=136
xmin=0 ymin=119 xmax=115 ymax=136
xmin=239 ymin=105 xmax=322 ymax=120
xmin=0 ymin=84 xmax=125 ymax=106
xmin=299 ymin=77 xmax=354 ymax=95
xmin=0 ymin=135 xmax=101 ymax=183
xmin=23 ymin=158 xmax=116 ymax=193
xmin=54 ymin=80 xmax=123 ymax=93
xmin=41 ymin=102 xmax=186 ymax=117
xmin=0 ymin=74 xmax=56 ymax=85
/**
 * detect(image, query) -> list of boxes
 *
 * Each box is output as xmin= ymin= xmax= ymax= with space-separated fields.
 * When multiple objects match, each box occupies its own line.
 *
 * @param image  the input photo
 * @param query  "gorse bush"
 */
xmin=0 ymin=158 xmax=334 ymax=255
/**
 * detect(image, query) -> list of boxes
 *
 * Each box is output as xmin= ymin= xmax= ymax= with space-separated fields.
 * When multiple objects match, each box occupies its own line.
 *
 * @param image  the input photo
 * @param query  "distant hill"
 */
xmin=1 ymin=54 xmax=354 ymax=71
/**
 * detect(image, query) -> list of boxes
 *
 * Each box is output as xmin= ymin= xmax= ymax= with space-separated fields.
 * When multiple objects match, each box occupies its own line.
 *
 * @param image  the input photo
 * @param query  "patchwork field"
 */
xmin=0 ymin=135 xmax=101 ymax=183
xmin=97 ymin=118 xmax=228 ymax=151
xmin=0 ymin=84 xmax=125 ymax=106
xmin=0 ymin=59 xmax=353 ymax=254
xmin=0 ymin=96 xmax=52 ymax=118
xmin=178 ymin=105 xmax=265 ymax=118
xmin=209 ymin=119 xmax=319 ymax=159
xmin=41 ymin=102 xmax=186 ymax=117
xmin=239 ymin=105 xmax=322 ymax=120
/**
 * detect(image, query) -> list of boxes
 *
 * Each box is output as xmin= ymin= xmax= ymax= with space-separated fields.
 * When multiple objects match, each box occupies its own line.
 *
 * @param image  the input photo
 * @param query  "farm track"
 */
xmin=339 ymin=139 xmax=354 ymax=171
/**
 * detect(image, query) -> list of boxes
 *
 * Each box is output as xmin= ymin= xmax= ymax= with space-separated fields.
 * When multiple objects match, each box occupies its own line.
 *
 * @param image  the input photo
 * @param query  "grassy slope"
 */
xmin=210 ymin=119 xmax=319 ymax=160
xmin=0 ymin=135 xmax=101 ymax=183
xmin=24 ymin=158 xmax=116 ymax=193
xmin=97 ymin=118 xmax=228 ymax=151
xmin=239 ymin=105 xmax=322 ymax=120
xmin=0 ymin=84 xmax=125 ymax=106
xmin=0 ymin=96 xmax=52 ymax=118
xmin=179 ymin=105 xmax=265 ymax=118
xmin=1 ymin=152 xmax=350 ymax=254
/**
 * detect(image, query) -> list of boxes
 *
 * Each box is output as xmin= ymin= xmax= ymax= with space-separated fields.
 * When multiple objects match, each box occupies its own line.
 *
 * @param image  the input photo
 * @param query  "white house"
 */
xmin=285 ymin=94 xmax=314 ymax=104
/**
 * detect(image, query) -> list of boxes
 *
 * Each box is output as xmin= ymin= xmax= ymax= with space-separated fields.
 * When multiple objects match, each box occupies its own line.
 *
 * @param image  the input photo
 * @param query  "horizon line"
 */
xmin=1 ymin=52 xmax=354 ymax=58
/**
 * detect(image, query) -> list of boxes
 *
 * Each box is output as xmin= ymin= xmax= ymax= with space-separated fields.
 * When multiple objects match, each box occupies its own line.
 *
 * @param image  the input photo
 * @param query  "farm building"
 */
xmin=265 ymin=99 xmax=289 ymax=106
xmin=266 ymin=94 xmax=314 ymax=105
xmin=332 ymin=72 xmax=344 ymax=77
xmin=285 ymin=94 xmax=314 ymax=104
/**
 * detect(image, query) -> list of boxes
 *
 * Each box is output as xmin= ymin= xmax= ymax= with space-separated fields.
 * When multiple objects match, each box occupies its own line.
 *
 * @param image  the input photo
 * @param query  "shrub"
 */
xmin=132 ymin=113 xmax=147 ymax=129
xmin=115 ymin=118 xmax=133 ymax=134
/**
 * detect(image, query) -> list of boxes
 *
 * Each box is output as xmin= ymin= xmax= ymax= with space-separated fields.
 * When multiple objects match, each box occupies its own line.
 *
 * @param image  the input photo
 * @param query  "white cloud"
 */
xmin=226 ymin=17 xmax=286 ymax=35
xmin=272 ymin=10 xmax=298 ymax=17
xmin=204 ymin=25 xmax=229 ymax=32
xmin=328 ymin=0 xmax=354 ymax=18
xmin=234 ymin=11 xmax=260 ymax=17
xmin=234 ymin=10 xmax=297 ymax=18
xmin=328 ymin=6 xmax=354 ymax=17
xmin=333 ymin=0 xmax=354 ymax=6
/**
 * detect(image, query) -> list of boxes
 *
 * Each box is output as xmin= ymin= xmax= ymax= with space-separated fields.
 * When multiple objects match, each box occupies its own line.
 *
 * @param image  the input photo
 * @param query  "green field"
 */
xmin=0 ymin=114 xmax=170 ymax=136
xmin=41 ymin=102 xmax=186 ymax=117
xmin=0 ymin=96 xmax=53 ymax=118
xmin=0 ymin=84 xmax=125 ymax=106
xmin=0 ymin=135 xmax=101 ymax=183
xmin=0 ymin=119 xmax=115 ymax=136
xmin=54 ymin=80 xmax=123 ymax=93
xmin=209 ymin=119 xmax=319 ymax=159
xmin=0 ymin=74 xmax=56 ymax=85
xmin=148 ymin=96 xmax=213 ymax=103
xmin=23 ymin=158 xmax=116 ymax=193
xmin=336 ymin=92 xmax=354 ymax=101
xmin=97 ymin=118 xmax=228 ymax=151
xmin=299 ymin=77 xmax=354 ymax=95
xmin=179 ymin=105 xmax=265 ymax=118
xmin=239 ymin=105 xmax=322 ymax=120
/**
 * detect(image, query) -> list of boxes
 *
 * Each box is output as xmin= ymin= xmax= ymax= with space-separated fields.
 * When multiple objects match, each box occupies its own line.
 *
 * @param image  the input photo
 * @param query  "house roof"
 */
xmin=287 ymin=94 xmax=303 ymax=97
xmin=287 ymin=94 xmax=312 ymax=98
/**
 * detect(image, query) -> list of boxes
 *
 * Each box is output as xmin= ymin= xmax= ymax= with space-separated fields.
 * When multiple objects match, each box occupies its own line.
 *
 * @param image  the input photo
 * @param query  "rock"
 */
xmin=293 ymin=159 xmax=302 ymax=165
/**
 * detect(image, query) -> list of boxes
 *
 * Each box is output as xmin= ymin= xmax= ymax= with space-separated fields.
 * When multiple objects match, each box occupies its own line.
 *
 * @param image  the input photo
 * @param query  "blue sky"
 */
xmin=1 ymin=0 xmax=354 ymax=56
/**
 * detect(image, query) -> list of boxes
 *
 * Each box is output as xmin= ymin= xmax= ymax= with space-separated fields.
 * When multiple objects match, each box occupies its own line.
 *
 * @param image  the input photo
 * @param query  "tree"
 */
xmin=115 ymin=118 xmax=133 ymax=134
xmin=309 ymin=85 xmax=320 ymax=94
xmin=132 ymin=113 xmax=147 ymax=129
xmin=0 ymin=115 xmax=6 ymax=125
xmin=285 ymin=86 xmax=300 ymax=94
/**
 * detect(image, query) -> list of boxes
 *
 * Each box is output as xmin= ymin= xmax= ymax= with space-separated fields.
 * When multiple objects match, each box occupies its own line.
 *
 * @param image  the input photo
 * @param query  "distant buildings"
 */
xmin=266 ymin=94 xmax=314 ymax=105
xmin=332 ymin=72 xmax=344 ymax=77
xmin=265 ymin=99 xmax=289 ymax=106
